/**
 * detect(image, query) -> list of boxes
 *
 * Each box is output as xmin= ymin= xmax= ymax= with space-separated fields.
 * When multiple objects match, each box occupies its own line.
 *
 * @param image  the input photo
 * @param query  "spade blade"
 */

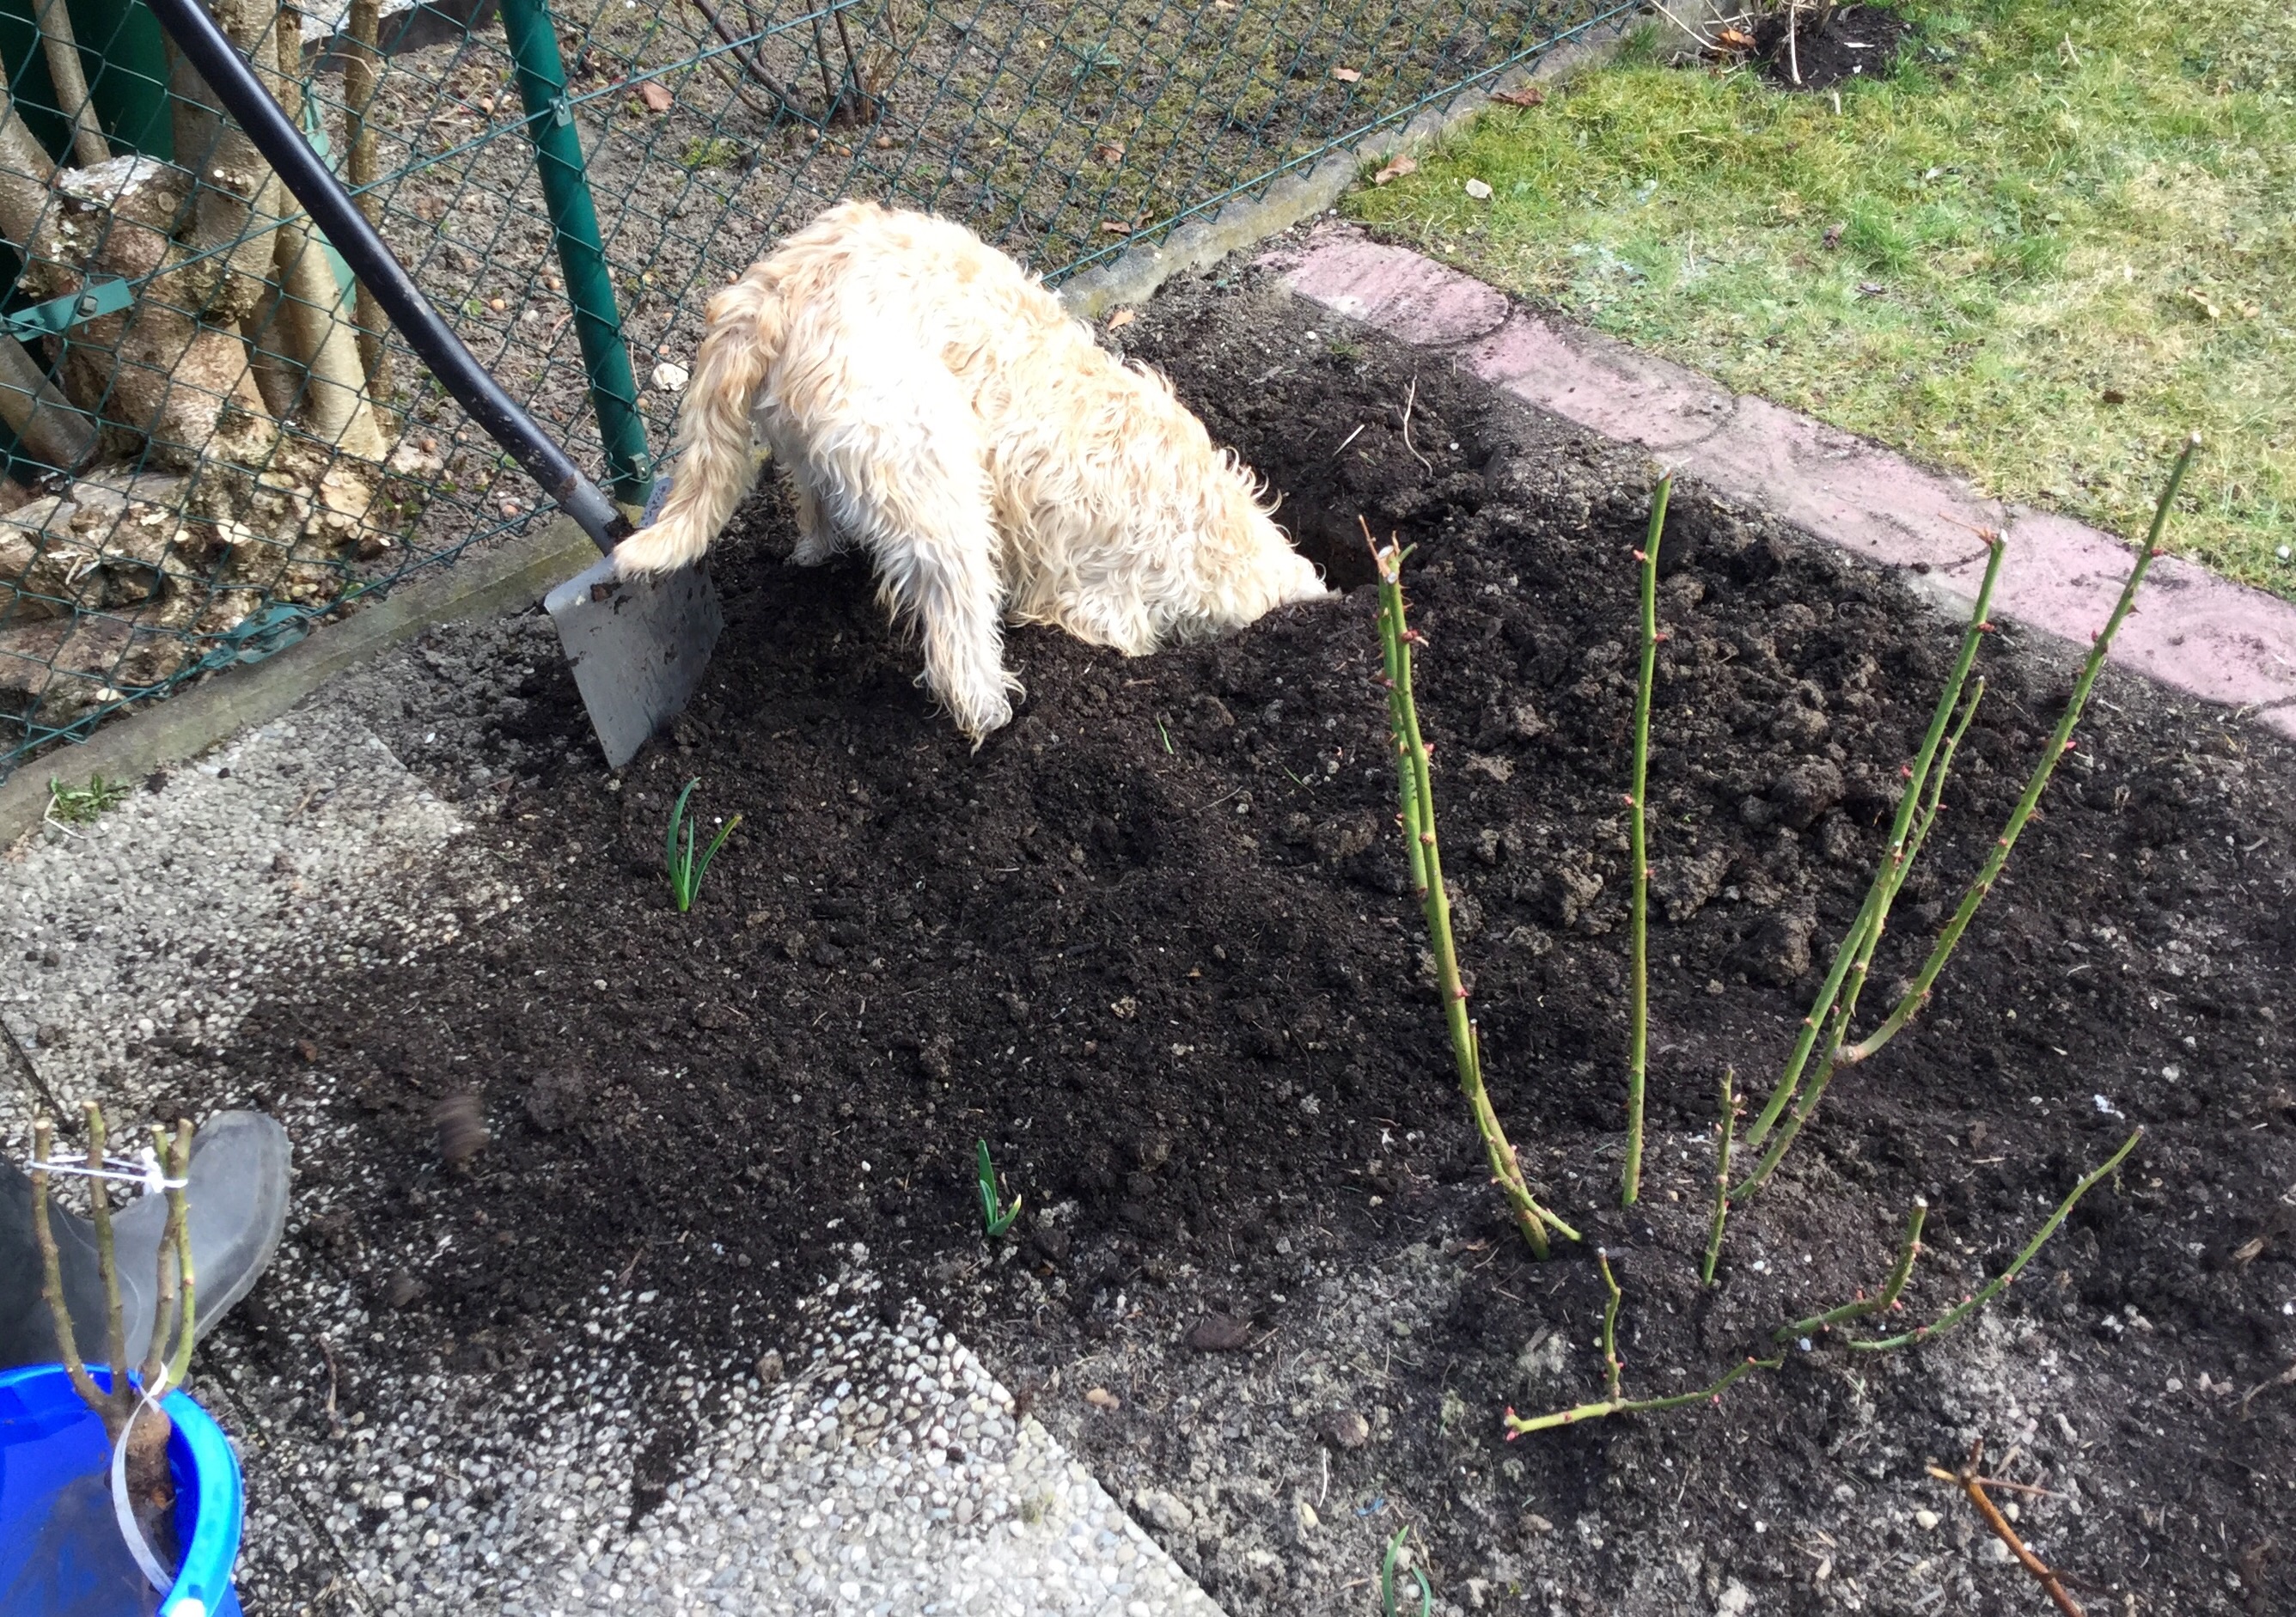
xmin=544 ymin=557 xmax=721 ymax=768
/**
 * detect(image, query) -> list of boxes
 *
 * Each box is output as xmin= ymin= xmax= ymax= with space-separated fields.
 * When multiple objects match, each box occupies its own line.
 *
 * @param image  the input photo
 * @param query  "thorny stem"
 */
xmin=1840 ymin=436 xmax=2200 ymax=1069
xmin=1504 ymin=1355 xmax=1782 ymax=1436
xmin=1622 ymin=475 xmax=1669 ymax=1207
xmin=1371 ymin=530 xmax=1578 ymax=1257
xmin=1596 ymin=1250 xmax=1625 ymax=1400
xmin=1701 ymin=1068 xmax=1734 ymax=1286
xmin=1776 ymin=1199 xmax=1927 ymax=1340
xmin=1733 ymin=683 xmax=1984 ymax=1195
xmin=1737 ymin=538 xmax=2007 ymax=1164
xmin=1851 ymin=1131 xmax=2140 ymax=1353
xmin=83 ymin=1103 xmax=127 ymax=1388
xmin=30 ymin=1119 xmax=104 ymax=1413
xmin=1367 ymin=519 xmax=1428 ymax=901
xmin=1928 ymin=1443 xmax=2086 ymax=1617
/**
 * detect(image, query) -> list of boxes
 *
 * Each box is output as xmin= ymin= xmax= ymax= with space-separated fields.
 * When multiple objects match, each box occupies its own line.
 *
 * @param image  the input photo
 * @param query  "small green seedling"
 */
xmin=975 ymin=1139 xmax=1022 ymax=1238
xmin=681 ymin=136 xmax=742 ymax=170
xmin=665 ymin=778 xmax=741 ymax=912
xmin=46 ymin=774 xmax=131 ymax=826
xmin=1382 ymin=1524 xmax=1432 ymax=1617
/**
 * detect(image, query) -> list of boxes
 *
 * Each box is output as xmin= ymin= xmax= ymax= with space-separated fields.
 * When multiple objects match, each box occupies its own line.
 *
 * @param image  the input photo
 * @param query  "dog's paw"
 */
xmin=788 ymin=530 xmax=842 ymax=566
xmin=612 ymin=526 xmax=699 ymax=579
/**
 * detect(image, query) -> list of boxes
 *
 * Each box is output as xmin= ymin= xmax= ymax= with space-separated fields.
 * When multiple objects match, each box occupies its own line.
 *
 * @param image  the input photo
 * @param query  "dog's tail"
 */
xmin=614 ymin=270 xmax=785 ymax=577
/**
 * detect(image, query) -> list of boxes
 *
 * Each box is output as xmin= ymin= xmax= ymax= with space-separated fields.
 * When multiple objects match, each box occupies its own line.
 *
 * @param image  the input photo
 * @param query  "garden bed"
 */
xmin=210 ymin=265 xmax=2295 ymax=1613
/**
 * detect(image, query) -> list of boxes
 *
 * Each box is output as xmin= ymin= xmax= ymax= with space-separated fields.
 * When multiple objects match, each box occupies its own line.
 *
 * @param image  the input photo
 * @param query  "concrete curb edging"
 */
xmin=0 ymin=518 xmax=597 ymax=846
xmin=1269 ymin=223 xmax=2296 ymax=742
xmin=1056 ymin=5 xmax=1644 ymax=321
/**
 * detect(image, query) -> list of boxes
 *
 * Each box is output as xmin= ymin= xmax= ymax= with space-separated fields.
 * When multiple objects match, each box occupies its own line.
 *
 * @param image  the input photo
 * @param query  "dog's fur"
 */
xmin=613 ymin=200 xmax=1328 ymax=740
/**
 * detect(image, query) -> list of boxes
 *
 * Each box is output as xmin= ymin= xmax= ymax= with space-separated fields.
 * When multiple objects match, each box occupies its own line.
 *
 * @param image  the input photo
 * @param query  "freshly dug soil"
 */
xmin=1753 ymin=4 xmax=1913 ymax=92
xmin=213 ymin=265 xmax=2295 ymax=1614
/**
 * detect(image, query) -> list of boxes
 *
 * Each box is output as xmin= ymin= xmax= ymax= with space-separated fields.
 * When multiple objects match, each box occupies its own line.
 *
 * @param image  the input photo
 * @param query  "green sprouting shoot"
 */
xmin=665 ymin=778 xmax=742 ymax=912
xmin=976 ymin=1139 xmax=1022 ymax=1239
xmin=1382 ymin=1524 xmax=1432 ymax=1617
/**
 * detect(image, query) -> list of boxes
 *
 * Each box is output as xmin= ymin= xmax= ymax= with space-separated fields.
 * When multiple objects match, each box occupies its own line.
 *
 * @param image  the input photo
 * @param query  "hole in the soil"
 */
xmin=1270 ymin=488 xmax=1382 ymax=592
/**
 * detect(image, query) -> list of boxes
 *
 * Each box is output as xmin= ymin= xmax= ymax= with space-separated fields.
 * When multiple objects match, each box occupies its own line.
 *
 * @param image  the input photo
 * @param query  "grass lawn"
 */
xmin=1347 ymin=2 xmax=2295 ymax=594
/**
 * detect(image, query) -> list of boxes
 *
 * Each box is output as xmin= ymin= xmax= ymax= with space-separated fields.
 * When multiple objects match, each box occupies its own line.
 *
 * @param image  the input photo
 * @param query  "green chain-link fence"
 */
xmin=0 ymin=0 xmax=1633 ymax=782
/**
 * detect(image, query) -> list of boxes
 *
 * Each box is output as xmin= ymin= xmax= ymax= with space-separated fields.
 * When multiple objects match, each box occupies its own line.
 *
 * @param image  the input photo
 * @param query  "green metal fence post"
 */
xmin=497 ymin=0 xmax=651 ymax=515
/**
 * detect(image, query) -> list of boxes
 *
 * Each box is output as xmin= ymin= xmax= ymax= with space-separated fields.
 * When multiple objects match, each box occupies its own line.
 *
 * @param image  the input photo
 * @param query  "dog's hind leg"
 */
xmin=786 ymin=473 xmax=843 ymax=565
xmin=766 ymin=424 xmax=843 ymax=564
xmin=809 ymin=398 xmax=1016 ymax=740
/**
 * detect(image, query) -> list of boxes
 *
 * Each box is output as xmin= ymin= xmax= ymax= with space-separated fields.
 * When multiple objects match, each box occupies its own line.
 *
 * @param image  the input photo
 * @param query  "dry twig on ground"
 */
xmin=1927 ymin=1440 xmax=2085 ymax=1617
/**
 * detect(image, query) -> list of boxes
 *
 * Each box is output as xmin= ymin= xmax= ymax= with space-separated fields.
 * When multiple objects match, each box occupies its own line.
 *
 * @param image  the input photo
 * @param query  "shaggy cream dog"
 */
xmin=612 ymin=199 xmax=1328 ymax=741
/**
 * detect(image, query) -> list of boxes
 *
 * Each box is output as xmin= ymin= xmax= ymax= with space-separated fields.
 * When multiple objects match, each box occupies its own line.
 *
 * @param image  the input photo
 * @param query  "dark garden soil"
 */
xmin=210 ymin=265 xmax=2295 ymax=1614
xmin=1752 ymin=5 xmax=1914 ymax=93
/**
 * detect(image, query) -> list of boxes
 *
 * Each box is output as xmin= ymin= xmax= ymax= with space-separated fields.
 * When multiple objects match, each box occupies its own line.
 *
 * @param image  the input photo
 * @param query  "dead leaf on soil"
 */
xmin=1100 ymin=220 xmax=1133 ymax=235
xmin=1332 ymin=66 xmax=1361 ymax=82
xmin=1106 ymin=309 xmax=1136 ymax=331
xmin=1096 ymin=142 xmax=1126 ymax=162
xmin=1084 ymin=1386 xmax=1121 ymax=1410
xmin=1186 ymin=1313 xmax=1255 ymax=1352
xmin=638 ymin=80 xmax=673 ymax=113
xmin=1373 ymin=156 xmax=1417 ymax=186
xmin=1490 ymin=83 xmax=1545 ymax=107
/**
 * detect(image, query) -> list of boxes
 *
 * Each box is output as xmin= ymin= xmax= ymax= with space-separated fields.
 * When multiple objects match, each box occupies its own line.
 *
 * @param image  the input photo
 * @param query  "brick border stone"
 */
xmin=1267 ymin=222 xmax=2296 ymax=741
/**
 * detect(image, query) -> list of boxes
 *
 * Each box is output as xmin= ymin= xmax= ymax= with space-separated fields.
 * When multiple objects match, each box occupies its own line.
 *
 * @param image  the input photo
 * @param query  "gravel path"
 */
xmin=0 ymin=629 xmax=1224 ymax=1615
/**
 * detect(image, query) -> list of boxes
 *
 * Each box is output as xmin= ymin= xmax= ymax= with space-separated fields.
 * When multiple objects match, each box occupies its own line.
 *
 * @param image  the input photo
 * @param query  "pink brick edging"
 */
xmin=1264 ymin=223 xmax=2296 ymax=742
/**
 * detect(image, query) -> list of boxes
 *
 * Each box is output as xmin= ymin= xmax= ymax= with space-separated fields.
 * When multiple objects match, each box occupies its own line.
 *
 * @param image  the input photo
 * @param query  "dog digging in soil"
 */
xmin=613 ymin=199 xmax=1330 ymax=741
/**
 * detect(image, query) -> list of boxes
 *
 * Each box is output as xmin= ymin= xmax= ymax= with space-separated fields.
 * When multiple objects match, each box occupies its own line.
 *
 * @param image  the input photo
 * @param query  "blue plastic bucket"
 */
xmin=0 ymin=1363 xmax=244 ymax=1617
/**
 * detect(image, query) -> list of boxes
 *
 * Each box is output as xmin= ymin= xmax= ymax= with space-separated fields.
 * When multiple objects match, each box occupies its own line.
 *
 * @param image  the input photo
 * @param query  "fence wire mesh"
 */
xmin=0 ymin=0 xmax=1631 ymax=781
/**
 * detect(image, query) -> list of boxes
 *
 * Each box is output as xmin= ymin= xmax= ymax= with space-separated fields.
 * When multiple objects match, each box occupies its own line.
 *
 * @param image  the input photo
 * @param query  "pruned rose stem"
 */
xmin=1733 ymin=680 xmax=1984 ymax=1194
xmin=1503 ymin=1354 xmax=1783 ymax=1436
xmin=1622 ymin=474 xmax=1670 ymax=1207
xmin=1776 ymin=1199 xmax=1927 ymax=1340
xmin=1835 ymin=437 xmax=2200 ymax=1074
xmin=1851 ymin=1130 xmax=2140 ymax=1353
xmin=1597 ymin=1249 xmax=1625 ymax=1400
xmin=1737 ymin=534 xmax=2006 ymax=1169
xmin=29 ymin=1118 xmax=106 ymax=1414
xmin=1929 ymin=1442 xmax=2088 ymax=1617
xmin=1701 ymin=1067 xmax=1735 ymax=1287
xmin=161 ymin=1121 xmax=196 ymax=1384
xmin=83 ymin=1103 xmax=128 ymax=1388
xmin=1370 ymin=527 xmax=1578 ymax=1258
